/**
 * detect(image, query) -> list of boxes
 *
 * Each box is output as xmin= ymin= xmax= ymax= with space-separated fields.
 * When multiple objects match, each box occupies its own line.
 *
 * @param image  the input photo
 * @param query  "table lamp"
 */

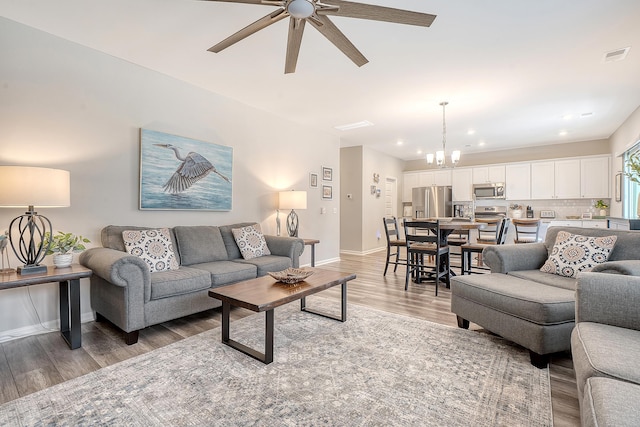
xmin=0 ymin=166 xmax=71 ymax=275
xmin=279 ymin=190 xmax=307 ymax=237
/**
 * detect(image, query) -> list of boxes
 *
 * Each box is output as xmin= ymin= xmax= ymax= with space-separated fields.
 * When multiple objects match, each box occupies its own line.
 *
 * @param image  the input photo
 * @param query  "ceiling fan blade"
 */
xmin=199 ymin=0 xmax=276 ymax=5
xmin=308 ymin=15 xmax=368 ymax=67
xmin=285 ymin=18 xmax=306 ymax=74
xmin=208 ymin=8 xmax=288 ymax=52
xmin=319 ymin=0 xmax=436 ymax=27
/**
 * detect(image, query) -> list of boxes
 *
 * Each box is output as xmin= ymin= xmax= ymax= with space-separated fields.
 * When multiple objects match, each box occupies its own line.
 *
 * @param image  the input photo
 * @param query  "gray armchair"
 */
xmin=571 ymin=272 xmax=640 ymax=426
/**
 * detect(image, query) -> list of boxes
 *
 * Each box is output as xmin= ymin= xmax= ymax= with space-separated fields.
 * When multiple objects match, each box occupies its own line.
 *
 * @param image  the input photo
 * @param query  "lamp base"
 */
xmin=17 ymin=264 xmax=48 ymax=276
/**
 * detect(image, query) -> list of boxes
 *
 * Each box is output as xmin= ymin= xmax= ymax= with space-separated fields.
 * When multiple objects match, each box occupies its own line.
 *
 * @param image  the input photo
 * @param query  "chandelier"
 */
xmin=426 ymin=101 xmax=461 ymax=167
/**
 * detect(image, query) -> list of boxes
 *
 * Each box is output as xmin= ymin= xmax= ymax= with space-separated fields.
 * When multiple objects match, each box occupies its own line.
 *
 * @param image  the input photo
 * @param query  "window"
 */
xmin=623 ymin=142 xmax=640 ymax=218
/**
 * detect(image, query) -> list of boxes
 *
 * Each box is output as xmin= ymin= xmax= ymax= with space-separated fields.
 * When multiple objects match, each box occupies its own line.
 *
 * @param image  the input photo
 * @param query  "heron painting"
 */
xmin=139 ymin=129 xmax=233 ymax=210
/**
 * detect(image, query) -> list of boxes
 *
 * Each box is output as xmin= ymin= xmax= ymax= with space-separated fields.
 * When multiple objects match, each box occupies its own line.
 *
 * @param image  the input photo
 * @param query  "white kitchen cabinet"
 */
xmin=583 ymin=220 xmax=608 ymax=229
xmin=580 ymin=156 xmax=610 ymax=198
xmin=472 ymin=166 xmax=505 ymax=184
xmin=531 ymin=159 xmax=580 ymax=199
xmin=554 ymin=159 xmax=581 ymax=199
xmin=505 ymin=163 xmax=531 ymax=200
xmin=451 ymin=168 xmax=473 ymax=201
xmin=548 ymin=220 xmax=583 ymax=228
xmin=417 ymin=170 xmax=451 ymax=187
xmin=402 ymin=172 xmax=419 ymax=202
xmin=531 ymin=162 xmax=555 ymax=199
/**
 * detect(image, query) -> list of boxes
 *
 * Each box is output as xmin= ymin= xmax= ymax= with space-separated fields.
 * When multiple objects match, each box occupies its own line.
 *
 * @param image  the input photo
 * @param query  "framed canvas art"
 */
xmin=322 ymin=166 xmax=333 ymax=181
xmin=322 ymin=185 xmax=333 ymax=200
xmin=139 ymin=129 xmax=233 ymax=210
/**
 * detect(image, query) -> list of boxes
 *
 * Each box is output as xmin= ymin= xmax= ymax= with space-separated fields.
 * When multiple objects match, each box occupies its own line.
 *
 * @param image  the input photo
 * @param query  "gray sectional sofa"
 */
xmin=572 ymin=271 xmax=640 ymax=427
xmin=450 ymin=226 xmax=640 ymax=368
xmin=79 ymin=223 xmax=304 ymax=344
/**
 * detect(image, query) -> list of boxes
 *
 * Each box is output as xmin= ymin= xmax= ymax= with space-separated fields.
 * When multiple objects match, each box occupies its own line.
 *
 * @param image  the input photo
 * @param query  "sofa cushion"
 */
xmin=174 ymin=226 xmax=228 ymax=265
xmin=571 ymin=322 xmax=640 ymax=393
xmin=581 ymin=378 xmax=640 ymax=427
xmin=540 ymin=231 xmax=617 ymax=278
xmin=508 ymin=270 xmax=576 ymax=290
xmin=219 ymin=222 xmax=258 ymax=260
xmin=101 ymin=225 xmax=181 ymax=265
xmin=189 ymin=260 xmax=257 ymax=287
xmin=233 ymin=255 xmax=292 ymax=276
xmin=149 ymin=266 xmax=212 ymax=300
xmin=451 ymin=273 xmax=575 ymax=325
xmin=122 ymin=228 xmax=179 ymax=273
xmin=232 ymin=224 xmax=271 ymax=260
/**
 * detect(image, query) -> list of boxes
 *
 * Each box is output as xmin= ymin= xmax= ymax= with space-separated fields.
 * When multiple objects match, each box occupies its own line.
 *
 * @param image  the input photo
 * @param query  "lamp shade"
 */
xmin=0 ymin=166 xmax=70 ymax=208
xmin=279 ymin=190 xmax=307 ymax=210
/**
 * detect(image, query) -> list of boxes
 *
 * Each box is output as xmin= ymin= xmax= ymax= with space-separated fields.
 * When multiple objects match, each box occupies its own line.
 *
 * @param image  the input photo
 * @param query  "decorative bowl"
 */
xmin=268 ymin=268 xmax=314 ymax=284
xmin=566 ymin=215 xmax=581 ymax=219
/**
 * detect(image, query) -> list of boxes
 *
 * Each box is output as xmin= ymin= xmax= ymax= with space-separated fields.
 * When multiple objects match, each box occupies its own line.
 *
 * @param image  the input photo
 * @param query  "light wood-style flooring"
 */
xmin=0 ymin=251 xmax=579 ymax=426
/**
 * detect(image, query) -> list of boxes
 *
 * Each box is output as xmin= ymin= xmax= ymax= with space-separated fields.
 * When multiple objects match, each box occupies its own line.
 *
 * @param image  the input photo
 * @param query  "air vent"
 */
xmin=603 ymin=47 xmax=630 ymax=62
xmin=334 ymin=120 xmax=374 ymax=131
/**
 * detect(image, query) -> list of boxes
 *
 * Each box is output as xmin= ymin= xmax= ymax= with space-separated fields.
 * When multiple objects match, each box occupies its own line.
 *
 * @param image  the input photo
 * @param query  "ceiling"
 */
xmin=2 ymin=0 xmax=640 ymax=161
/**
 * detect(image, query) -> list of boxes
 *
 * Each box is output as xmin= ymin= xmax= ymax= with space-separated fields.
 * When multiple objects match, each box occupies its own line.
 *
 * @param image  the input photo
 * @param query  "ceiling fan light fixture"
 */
xmin=288 ymin=0 xmax=316 ymax=19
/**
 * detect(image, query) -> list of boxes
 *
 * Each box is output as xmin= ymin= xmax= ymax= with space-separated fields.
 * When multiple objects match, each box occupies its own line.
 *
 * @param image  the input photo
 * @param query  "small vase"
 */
xmin=53 ymin=253 xmax=73 ymax=268
xmin=599 ymin=209 xmax=607 ymax=217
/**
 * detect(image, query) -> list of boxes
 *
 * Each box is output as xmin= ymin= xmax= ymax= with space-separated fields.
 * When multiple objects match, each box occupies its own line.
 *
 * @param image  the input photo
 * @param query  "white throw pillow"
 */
xmin=122 ymin=228 xmax=179 ymax=273
xmin=232 ymin=224 xmax=271 ymax=260
xmin=540 ymin=231 xmax=617 ymax=278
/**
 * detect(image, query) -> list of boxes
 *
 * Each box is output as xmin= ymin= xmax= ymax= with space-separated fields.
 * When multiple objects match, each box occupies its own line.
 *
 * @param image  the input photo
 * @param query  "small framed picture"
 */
xmin=322 ymin=185 xmax=333 ymax=200
xmin=322 ymin=166 xmax=333 ymax=181
xmin=581 ymin=212 xmax=593 ymax=219
xmin=309 ymin=173 xmax=318 ymax=188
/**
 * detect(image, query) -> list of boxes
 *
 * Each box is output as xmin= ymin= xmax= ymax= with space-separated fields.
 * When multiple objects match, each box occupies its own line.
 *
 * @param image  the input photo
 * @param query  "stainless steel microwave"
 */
xmin=473 ymin=183 xmax=505 ymax=199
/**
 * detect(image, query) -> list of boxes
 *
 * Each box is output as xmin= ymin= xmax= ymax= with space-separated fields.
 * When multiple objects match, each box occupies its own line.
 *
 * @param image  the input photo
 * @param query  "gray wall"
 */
xmin=340 ymin=146 xmax=404 ymax=253
xmin=0 ymin=18 xmax=340 ymax=338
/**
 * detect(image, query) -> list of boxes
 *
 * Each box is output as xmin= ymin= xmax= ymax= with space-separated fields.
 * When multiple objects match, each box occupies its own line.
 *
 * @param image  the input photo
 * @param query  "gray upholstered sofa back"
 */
xmin=544 ymin=226 xmax=640 ymax=261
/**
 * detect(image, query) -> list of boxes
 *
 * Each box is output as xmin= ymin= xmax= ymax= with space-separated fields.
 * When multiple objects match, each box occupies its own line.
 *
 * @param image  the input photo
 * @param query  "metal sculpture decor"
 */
xmin=140 ymin=129 xmax=233 ymax=211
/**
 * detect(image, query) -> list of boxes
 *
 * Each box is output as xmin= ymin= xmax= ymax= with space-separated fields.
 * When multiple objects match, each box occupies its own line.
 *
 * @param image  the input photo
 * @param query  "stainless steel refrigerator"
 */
xmin=412 ymin=186 xmax=453 ymax=218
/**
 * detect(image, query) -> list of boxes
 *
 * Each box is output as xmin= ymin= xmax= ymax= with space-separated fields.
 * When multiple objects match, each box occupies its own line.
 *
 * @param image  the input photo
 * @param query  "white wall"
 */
xmin=609 ymin=105 xmax=640 ymax=217
xmin=0 ymin=18 xmax=341 ymax=340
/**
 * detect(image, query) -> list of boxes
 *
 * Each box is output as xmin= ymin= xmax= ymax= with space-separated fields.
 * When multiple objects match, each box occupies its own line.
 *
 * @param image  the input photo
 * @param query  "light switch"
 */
xmin=333 ymin=208 xmax=338 ymax=214
xmin=321 ymin=207 xmax=326 ymax=214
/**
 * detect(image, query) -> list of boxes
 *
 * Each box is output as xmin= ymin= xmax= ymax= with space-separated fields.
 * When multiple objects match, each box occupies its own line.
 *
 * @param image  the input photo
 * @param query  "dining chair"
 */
xmin=513 ymin=218 xmax=541 ymax=243
xmin=461 ymin=218 xmax=510 ymax=275
xmin=403 ymin=220 xmax=450 ymax=295
xmin=475 ymin=218 xmax=502 ymax=243
xmin=382 ymin=217 xmax=406 ymax=276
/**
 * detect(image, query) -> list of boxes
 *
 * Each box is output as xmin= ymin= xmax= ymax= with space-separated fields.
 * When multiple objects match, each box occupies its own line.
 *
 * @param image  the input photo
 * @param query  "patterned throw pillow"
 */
xmin=540 ymin=231 xmax=617 ymax=278
xmin=122 ymin=228 xmax=179 ymax=273
xmin=232 ymin=224 xmax=271 ymax=260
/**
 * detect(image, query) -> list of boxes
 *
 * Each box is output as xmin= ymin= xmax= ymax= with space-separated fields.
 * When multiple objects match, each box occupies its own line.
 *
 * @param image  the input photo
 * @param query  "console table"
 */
xmin=0 ymin=265 xmax=92 ymax=349
xmin=303 ymin=239 xmax=320 ymax=267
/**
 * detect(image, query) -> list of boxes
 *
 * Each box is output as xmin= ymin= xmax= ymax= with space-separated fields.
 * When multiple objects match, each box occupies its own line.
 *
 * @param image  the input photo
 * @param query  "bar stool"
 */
xmin=382 ymin=217 xmax=406 ymax=275
xmin=513 ymin=218 xmax=541 ymax=243
xmin=461 ymin=218 xmax=510 ymax=274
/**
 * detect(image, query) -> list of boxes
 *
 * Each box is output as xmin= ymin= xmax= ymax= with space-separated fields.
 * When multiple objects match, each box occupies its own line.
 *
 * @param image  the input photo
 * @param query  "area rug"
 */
xmin=0 ymin=298 xmax=552 ymax=426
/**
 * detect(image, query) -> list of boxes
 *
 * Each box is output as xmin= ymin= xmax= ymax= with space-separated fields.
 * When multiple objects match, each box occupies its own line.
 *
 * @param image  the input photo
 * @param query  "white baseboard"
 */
xmin=301 ymin=257 xmax=341 ymax=267
xmin=340 ymin=247 xmax=386 ymax=256
xmin=0 ymin=311 xmax=95 ymax=344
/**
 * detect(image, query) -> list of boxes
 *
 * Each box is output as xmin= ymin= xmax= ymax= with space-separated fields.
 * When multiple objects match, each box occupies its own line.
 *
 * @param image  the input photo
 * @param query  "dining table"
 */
xmin=405 ymin=218 xmax=487 ymax=285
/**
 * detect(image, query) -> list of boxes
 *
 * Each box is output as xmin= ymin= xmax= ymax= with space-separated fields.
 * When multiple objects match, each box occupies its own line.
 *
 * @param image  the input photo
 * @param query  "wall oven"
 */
xmin=473 ymin=183 xmax=505 ymax=199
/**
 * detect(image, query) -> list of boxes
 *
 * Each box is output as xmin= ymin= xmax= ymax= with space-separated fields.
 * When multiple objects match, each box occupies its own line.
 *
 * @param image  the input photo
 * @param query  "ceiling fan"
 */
xmin=202 ymin=0 xmax=436 ymax=73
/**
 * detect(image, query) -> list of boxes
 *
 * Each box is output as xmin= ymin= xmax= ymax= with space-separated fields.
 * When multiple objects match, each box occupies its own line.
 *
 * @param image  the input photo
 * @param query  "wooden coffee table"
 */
xmin=208 ymin=268 xmax=356 ymax=364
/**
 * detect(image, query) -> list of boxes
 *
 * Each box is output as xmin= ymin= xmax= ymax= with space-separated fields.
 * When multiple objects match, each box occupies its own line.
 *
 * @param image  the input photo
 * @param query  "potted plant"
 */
xmin=594 ymin=200 xmax=609 ymax=217
xmin=43 ymin=231 xmax=90 ymax=268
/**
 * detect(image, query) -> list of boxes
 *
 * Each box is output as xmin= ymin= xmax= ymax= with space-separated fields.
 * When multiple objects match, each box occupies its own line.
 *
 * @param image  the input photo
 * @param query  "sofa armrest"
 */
xmin=591 ymin=260 xmax=640 ymax=276
xmin=264 ymin=235 xmax=305 ymax=267
xmin=79 ymin=247 xmax=150 ymax=289
xmin=576 ymin=272 xmax=640 ymax=331
xmin=482 ymin=242 xmax=549 ymax=274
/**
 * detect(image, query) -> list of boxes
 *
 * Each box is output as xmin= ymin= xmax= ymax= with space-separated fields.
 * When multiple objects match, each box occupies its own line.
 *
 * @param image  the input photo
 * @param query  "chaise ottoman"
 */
xmin=450 ymin=273 xmax=575 ymax=367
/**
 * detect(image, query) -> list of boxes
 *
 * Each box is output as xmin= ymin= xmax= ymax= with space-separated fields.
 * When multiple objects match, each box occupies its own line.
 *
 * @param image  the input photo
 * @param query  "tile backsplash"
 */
xmin=505 ymin=198 xmax=611 ymax=219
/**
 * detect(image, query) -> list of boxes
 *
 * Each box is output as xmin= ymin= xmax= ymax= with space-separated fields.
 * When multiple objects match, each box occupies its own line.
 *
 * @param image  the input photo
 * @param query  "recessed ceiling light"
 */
xmin=478 ymin=141 xmax=486 ymax=147
xmin=397 ymin=140 xmax=403 ymax=145
xmin=417 ymin=149 xmax=423 ymax=155
xmin=562 ymin=114 xmax=573 ymax=120
xmin=334 ymin=120 xmax=374 ymax=131
xmin=467 ymin=129 xmax=476 ymax=135
xmin=559 ymin=130 xmax=568 ymax=136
